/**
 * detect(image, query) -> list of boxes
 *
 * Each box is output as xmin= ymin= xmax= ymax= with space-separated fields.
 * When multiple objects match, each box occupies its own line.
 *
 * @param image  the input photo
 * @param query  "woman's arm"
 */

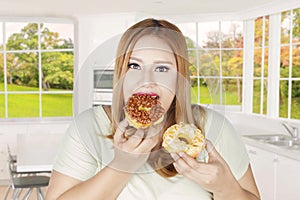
xmin=46 ymin=167 xmax=132 ymax=200
xmin=46 ymin=120 xmax=161 ymax=200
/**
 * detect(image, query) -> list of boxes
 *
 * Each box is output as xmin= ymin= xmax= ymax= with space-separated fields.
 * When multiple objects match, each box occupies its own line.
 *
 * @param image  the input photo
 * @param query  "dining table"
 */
xmin=16 ymin=133 xmax=64 ymax=173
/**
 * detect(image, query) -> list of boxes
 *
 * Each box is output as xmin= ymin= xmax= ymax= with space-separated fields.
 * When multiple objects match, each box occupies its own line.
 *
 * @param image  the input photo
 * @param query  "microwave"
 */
xmin=93 ymin=68 xmax=113 ymax=106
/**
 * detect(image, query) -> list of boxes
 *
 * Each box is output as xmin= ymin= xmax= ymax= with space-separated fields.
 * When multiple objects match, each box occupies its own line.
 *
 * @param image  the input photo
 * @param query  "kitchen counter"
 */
xmin=242 ymin=136 xmax=300 ymax=161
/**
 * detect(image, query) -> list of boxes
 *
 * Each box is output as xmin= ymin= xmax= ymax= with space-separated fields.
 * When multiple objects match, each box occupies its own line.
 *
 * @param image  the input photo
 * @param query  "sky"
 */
xmin=0 ymin=22 xmax=74 ymax=46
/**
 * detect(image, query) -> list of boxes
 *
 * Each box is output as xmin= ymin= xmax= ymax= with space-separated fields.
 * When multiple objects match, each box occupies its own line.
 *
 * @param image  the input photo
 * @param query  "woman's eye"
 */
xmin=128 ymin=63 xmax=141 ymax=70
xmin=155 ymin=66 xmax=169 ymax=72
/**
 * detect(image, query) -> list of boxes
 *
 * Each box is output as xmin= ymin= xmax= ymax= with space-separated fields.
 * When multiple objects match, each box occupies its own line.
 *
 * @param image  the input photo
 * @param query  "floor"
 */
xmin=0 ymin=186 xmax=48 ymax=200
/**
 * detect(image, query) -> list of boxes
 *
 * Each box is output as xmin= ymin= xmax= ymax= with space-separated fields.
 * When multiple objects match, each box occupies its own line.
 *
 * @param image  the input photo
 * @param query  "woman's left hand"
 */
xmin=171 ymin=140 xmax=242 ymax=198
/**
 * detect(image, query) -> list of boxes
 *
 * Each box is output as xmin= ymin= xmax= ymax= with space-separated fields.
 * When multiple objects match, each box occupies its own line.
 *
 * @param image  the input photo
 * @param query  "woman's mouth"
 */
xmin=134 ymin=92 xmax=160 ymax=100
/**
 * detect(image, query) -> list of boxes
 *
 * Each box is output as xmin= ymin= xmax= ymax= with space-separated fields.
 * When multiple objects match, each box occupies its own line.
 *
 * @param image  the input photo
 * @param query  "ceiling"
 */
xmin=0 ymin=0 xmax=297 ymax=19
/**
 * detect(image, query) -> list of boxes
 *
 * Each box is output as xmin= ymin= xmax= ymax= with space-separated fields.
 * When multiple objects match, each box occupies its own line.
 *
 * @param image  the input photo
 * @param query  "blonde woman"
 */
xmin=46 ymin=18 xmax=260 ymax=200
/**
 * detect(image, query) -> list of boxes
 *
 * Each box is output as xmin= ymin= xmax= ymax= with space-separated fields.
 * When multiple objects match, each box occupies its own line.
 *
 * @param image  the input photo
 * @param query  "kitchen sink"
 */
xmin=244 ymin=134 xmax=300 ymax=150
xmin=267 ymin=140 xmax=300 ymax=150
xmin=244 ymin=134 xmax=292 ymax=142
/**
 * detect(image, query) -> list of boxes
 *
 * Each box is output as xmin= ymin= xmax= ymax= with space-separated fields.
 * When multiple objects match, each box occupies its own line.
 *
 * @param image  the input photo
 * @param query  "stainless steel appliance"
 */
xmin=93 ymin=68 xmax=113 ymax=106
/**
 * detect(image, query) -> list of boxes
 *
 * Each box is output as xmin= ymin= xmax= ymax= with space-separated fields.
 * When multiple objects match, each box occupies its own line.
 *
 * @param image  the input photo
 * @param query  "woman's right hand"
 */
xmin=109 ymin=120 xmax=161 ymax=173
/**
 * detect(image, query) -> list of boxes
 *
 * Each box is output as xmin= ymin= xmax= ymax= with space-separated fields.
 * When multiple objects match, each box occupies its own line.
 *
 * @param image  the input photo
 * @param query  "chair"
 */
xmin=3 ymin=146 xmax=50 ymax=200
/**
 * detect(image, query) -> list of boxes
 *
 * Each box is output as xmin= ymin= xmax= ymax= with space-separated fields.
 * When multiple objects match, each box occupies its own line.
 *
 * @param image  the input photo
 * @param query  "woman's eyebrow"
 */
xmin=153 ymin=60 xmax=174 ymax=65
xmin=130 ymin=56 xmax=174 ymax=65
xmin=129 ymin=57 xmax=142 ymax=62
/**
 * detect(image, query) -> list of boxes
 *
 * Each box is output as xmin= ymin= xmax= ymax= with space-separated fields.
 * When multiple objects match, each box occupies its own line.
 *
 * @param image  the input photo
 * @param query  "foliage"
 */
xmin=3 ymin=23 xmax=74 ymax=90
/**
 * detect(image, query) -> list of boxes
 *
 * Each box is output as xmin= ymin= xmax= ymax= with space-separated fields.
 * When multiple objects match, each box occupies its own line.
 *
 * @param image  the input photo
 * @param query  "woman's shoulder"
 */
xmin=74 ymin=106 xmax=106 ymax=124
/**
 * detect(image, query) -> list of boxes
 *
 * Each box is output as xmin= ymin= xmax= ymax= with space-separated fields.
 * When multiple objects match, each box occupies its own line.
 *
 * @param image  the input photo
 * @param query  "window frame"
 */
xmin=0 ymin=17 xmax=75 ymax=121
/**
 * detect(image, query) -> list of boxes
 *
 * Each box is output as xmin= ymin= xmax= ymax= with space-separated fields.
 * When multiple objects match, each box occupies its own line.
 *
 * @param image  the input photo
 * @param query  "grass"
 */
xmin=0 ymin=83 xmax=299 ymax=119
xmin=0 ymin=83 xmax=73 ymax=118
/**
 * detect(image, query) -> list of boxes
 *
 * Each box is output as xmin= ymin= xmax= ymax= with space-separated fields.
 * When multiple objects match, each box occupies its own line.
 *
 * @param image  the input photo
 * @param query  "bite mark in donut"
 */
xmin=124 ymin=93 xmax=165 ymax=129
xmin=162 ymin=122 xmax=205 ymax=158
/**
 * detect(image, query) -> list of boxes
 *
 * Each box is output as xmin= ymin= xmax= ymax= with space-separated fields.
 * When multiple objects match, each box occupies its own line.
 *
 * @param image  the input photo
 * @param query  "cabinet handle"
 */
xmin=248 ymin=150 xmax=257 ymax=155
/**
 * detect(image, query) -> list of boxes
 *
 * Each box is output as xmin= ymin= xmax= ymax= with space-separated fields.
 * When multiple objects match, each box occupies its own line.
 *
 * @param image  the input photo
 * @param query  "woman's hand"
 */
xmin=109 ymin=120 xmax=161 ymax=173
xmin=171 ymin=140 xmax=243 ymax=199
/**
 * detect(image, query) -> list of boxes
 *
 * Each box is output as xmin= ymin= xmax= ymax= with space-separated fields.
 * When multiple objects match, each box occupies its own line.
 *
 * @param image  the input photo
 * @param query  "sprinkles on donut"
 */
xmin=124 ymin=93 xmax=165 ymax=129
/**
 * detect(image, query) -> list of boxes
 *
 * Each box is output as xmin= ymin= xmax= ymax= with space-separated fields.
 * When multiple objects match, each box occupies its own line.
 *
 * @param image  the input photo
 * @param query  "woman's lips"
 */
xmin=134 ymin=92 xmax=159 ymax=99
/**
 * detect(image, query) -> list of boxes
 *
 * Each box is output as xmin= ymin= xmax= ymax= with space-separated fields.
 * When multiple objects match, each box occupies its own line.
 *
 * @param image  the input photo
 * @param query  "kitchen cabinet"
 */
xmin=246 ymin=145 xmax=276 ymax=200
xmin=246 ymin=144 xmax=300 ymax=200
xmin=276 ymin=155 xmax=300 ymax=200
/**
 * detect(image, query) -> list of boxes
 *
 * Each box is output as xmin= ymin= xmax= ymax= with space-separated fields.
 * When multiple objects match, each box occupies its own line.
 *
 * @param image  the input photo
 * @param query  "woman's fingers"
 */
xmin=114 ymin=119 xmax=129 ymax=144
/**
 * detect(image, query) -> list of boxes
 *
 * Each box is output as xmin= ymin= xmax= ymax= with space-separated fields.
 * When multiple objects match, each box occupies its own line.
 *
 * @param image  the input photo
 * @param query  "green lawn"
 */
xmin=0 ymin=83 xmax=73 ymax=118
xmin=190 ymin=86 xmax=241 ymax=105
xmin=0 ymin=83 xmax=299 ymax=119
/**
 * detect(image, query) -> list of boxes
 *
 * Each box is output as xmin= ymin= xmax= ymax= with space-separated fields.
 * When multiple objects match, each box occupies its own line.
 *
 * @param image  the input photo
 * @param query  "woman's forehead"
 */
xmin=133 ymin=35 xmax=173 ymax=53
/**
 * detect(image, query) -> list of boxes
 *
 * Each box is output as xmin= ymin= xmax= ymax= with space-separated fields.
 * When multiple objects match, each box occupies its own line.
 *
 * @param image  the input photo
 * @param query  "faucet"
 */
xmin=282 ymin=122 xmax=299 ymax=140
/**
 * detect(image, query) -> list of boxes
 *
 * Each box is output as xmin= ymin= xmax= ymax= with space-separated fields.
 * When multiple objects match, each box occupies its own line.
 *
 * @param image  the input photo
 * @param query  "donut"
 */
xmin=124 ymin=93 xmax=165 ymax=129
xmin=162 ymin=122 xmax=205 ymax=158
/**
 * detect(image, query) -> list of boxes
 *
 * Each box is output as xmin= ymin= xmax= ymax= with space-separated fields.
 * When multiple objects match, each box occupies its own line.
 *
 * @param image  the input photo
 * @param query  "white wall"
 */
xmin=73 ymin=13 xmax=140 ymax=115
xmin=225 ymin=111 xmax=300 ymax=136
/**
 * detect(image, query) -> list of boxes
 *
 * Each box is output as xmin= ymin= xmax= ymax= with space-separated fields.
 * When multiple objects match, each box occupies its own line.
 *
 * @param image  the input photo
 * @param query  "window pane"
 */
xmin=202 ymin=78 xmax=220 ymax=104
xmin=41 ymin=23 xmax=74 ymax=50
xmin=279 ymin=80 xmax=289 ymax=118
xmin=0 ymin=94 xmax=4 ymax=118
xmin=199 ymin=50 xmax=220 ymax=76
xmin=291 ymin=80 xmax=300 ymax=119
xmin=8 ymin=94 xmax=39 ymax=117
xmin=198 ymin=22 xmax=219 ymax=48
xmin=221 ymin=50 xmax=243 ymax=77
xmin=6 ymin=22 xmax=38 ymax=50
xmin=264 ymin=47 xmax=269 ymax=77
xmin=264 ymin=16 xmax=269 ymax=47
xmin=254 ymin=17 xmax=263 ymax=47
xmin=254 ymin=48 xmax=262 ymax=77
xmin=0 ymin=53 xmax=3 ymax=91
xmin=190 ymin=77 xmax=199 ymax=104
xmin=292 ymin=8 xmax=300 ymax=42
xmin=6 ymin=53 xmax=38 ymax=91
xmin=221 ymin=21 xmax=243 ymax=48
xmin=292 ymin=45 xmax=300 ymax=78
xmin=0 ymin=22 xmax=3 ymax=50
xmin=188 ymin=50 xmax=197 ymax=76
xmin=253 ymin=79 xmax=261 ymax=114
xmin=223 ymin=78 xmax=242 ymax=105
xmin=41 ymin=52 xmax=74 ymax=91
xmin=263 ymin=79 xmax=268 ymax=115
xmin=42 ymin=94 xmax=73 ymax=117
xmin=281 ymin=11 xmax=291 ymax=44
xmin=176 ymin=23 xmax=197 ymax=47
xmin=280 ymin=46 xmax=290 ymax=78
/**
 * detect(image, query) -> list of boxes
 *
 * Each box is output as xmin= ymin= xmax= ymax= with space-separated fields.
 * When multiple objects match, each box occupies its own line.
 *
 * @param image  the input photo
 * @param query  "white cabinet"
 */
xmin=275 ymin=155 xmax=300 ymax=200
xmin=246 ymin=144 xmax=300 ymax=200
xmin=246 ymin=145 xmax=276 ymax=200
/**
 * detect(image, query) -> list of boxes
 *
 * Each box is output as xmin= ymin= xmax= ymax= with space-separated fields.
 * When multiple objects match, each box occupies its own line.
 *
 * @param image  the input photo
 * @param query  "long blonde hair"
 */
xmin=110 ymin=18 xmax=206 ymax=177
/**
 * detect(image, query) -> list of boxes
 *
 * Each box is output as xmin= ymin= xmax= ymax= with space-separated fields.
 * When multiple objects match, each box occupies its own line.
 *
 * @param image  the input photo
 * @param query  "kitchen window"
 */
xmin=0 ymin=20 xmax=74 ymax=119
xmin=177 ymin=21 xmax=243 ymax=109
xmin=280 ymin=8 xmax=300 ymax=120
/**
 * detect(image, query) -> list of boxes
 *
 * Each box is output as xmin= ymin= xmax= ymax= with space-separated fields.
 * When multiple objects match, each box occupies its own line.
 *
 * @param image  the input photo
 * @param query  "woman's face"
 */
xmin=123 ymin=35 xmax=177 ymax=111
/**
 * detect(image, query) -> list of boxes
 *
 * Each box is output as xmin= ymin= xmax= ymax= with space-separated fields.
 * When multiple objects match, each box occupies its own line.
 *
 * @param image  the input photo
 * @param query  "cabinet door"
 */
xmin=245 ymin=145 xmax=276 ymax=200
xmin=276 ymin=155 xmax=300 ymax=200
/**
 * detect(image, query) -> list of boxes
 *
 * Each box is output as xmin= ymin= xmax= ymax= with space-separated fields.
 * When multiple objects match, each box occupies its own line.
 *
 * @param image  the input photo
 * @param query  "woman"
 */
xmin=46 ymin=18 xmax=260 ymax=200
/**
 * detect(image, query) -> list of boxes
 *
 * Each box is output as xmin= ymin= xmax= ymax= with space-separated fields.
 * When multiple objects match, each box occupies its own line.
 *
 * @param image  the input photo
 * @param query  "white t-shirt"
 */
xmin=53 ymin=105 xmax=249 ymax=200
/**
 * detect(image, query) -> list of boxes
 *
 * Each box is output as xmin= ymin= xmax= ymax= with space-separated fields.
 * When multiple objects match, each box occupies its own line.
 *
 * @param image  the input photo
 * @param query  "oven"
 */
xmin=93 ymin=68 xmax=113 ymax=106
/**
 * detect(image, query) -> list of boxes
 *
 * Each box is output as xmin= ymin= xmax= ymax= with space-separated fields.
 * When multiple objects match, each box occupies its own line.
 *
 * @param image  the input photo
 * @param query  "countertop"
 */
xmin=242 ymin=136 xmax=300 ymax=161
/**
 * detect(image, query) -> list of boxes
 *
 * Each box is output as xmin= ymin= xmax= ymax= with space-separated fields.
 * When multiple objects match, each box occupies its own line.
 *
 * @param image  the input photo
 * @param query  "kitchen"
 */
xmin=1 ymin=0 xmax=300 ymax=199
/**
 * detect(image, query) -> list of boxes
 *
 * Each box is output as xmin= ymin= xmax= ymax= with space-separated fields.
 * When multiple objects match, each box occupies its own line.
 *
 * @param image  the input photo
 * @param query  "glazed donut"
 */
xmin=162 ymin=122 xmax=205 ymax=158
xmin=124 ymin=93 xmax=165 ymax=129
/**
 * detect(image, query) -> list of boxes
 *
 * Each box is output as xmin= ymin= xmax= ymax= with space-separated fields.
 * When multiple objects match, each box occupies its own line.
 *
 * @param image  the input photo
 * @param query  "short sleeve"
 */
xmin=53 ymin=119 xmax=98 ymax=181
xmin=204 ymin=108 xmax=250 ymax=180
